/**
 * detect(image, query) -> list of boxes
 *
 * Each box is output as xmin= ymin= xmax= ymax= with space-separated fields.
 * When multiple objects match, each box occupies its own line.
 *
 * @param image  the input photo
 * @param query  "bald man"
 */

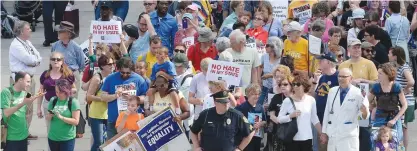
xmin=321 ymin=68 xmax=370 ymax=151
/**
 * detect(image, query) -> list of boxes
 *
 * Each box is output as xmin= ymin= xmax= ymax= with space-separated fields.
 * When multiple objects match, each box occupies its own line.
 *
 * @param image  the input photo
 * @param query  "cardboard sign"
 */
xmin=257 ymin=46 xmax=266 ymax=59
xmin=308 ymin=35 xmax=321 ymax=55
xmin=100 ymin=130 xmax=142 ymax=151
xmin=116 ymin=83 xmax=137 ymax=112
xmin=182 ymin=37 xmax=194 ymax=50
xmin=90 ymin=20 xmax=122 ymax=43
xmin=206 ymin=60 xmax=243 ymax=86
xmin=137 ymin=108 xmax=188 ymax=151
xmin=269 ymin=0 xmax=288 ymax=21
xmin=79 ymin=40 xmax=97 ymax=67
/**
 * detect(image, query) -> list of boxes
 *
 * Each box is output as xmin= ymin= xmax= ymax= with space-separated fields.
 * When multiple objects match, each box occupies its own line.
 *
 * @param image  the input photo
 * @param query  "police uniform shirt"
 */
xmin=190 ymin=107 xmax=253 ymax=151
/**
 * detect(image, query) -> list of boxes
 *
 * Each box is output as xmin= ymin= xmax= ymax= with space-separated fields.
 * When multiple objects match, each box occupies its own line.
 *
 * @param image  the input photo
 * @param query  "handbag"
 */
xmin=276 ymin=97 xmax=298 ymax=143
xmin=63 ymin=3 xmax=79 ymax=38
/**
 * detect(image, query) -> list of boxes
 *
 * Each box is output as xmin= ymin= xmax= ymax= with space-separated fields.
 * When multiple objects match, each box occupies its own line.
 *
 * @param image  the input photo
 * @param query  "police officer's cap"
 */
xmin=211 ymin=90 xmax=229 ymax=104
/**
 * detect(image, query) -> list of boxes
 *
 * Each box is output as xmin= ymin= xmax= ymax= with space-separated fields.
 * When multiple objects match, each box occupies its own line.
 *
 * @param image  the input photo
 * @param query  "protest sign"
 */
xmin=100 ymin=130 xmax=142 ymax=151
xmin=257 ymin=46 xmax=266 ymax=60
xmin=291 ymin=3 xmax=312 ymax=25
xmin=269 ymin=0 xmax=288 ymax=21
xmin=79 ymin=40 xmax=96 ymax=67
xmin=206 ymin=60 xmax=243 ymax=86
xmin=248 ymin=113 xmax=264 ymax=138
xmin=116 ymin=83 xmax=137 ymax=112
xmin=182 ymin=37 xmax=194 ymax=50
xmin=308 ymin=35 xmax=321 ymax=55
xmin=357 ymin=83 xmax=369 ymax=97
xmin=90 ymin=20 xmax=122 ymax=43
xmin=137 ymin=108 xmax=188 ymax=151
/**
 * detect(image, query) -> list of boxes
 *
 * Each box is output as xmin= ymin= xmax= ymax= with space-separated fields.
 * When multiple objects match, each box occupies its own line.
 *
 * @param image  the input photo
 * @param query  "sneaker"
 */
xmin=27 ymin=134 xmax=38 ymax=140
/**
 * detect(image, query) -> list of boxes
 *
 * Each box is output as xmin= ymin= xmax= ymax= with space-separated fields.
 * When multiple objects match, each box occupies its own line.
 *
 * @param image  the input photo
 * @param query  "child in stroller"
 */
xmin=371 ymin=125 xmax=405 ymax=151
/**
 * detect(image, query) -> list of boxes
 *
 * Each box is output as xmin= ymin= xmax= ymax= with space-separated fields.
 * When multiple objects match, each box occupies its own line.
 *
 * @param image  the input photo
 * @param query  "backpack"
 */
xmin=1 ymin=12 xmax=19 ymax=39
xmin=180 ymin=74 xmax=193 ymax=86
xmin=1 ymin=87 xmax=15 ymax=149
xmin=51 ymin=97 xmax=86 ymax=135
xmin=51 ymin=97 xmax=73 ymax=112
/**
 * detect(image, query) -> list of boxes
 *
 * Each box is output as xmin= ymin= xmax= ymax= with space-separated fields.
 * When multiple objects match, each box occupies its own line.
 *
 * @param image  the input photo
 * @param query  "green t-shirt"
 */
xmin=0 ymin=87 xmax=28 ymax=141
xmin=48 ymin=97 xmax=80 ymax=141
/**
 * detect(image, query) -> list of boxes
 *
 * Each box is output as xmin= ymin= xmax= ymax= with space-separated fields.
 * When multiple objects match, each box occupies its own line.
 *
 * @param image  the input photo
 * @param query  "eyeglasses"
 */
xmin=363 ymin=19 xmax=371 ymax=23
xmin=278 ymin=83 xmax=289 ymax=87
xmin=338 ymin=75 xmax=350 ymax=78
xmin=292 ymin=83 xmax=302 ymax=87
xmin=50 ymin=58 xmax=63 ymax=62
xmin=106 ymin=62 xmax=114 ymax=66
xmin=362 ymin=48 xmax=372 ymax=53
xmin=143 ymin=3 xmax=154 ymax=6
xmin=266 ymin=44 xmax=274 ymax=48
xmin=120 ymin=71 xmax=131 ymax=75
xmin=337 ymin=54 xmax=343 ymax=58
xmin=174 ymin=49 xmax=185 ymax=53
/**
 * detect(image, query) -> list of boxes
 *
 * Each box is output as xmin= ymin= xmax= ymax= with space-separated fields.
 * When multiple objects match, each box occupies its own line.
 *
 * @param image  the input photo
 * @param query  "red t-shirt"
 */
xmin=187 ymin=42 xmax=218 ymax=71
xmin=246 ymin=26 xmax=269 ymax=45
xmin=82 ymin=63 xmax=99 ymax=83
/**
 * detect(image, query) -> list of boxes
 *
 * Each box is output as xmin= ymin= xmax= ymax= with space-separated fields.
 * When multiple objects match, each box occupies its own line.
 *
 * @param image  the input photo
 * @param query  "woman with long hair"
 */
xmin=388 ymin=46 xmax=415 ymax=150
xmin=86 ymin=54 xmax=115 ymax=151
xmin=46 ymin=79 xmax=80 ymax=151
xmin=37 ymin=52 xmax=75 ymax=133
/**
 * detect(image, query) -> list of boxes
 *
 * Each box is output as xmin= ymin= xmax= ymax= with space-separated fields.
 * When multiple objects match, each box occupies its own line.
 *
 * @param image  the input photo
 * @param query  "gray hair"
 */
xmin=339 ymin=68 xmax=353 ymax=76
xmin=216 ymin=37 xmax=231 ymax=53
xmin=311 ymin=19 xmax=326 ymax=32
xmin=267 ymin=37 xmax=283 ymax=58
xmin=229 ymin=29 xmax=246 ymax=43
xmin=14 ymin=21 xmax=30 ymax=36
xmin=200 ymin=57 xmax=213 ymax=71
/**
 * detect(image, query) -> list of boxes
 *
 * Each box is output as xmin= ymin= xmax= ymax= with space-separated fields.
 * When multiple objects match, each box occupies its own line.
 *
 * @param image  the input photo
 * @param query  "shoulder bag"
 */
xmin=276 ymin=97 xmax=298 ymax=143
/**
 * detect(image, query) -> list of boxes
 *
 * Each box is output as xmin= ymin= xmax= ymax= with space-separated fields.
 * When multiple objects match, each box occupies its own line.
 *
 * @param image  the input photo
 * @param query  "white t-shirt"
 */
xmin=189 ymin=72 xmax=210 ymax=120
xmin=278 ymin=95 xmax=320 ymax=141
xmin=220 ymin=47 xmax=261 ymax=89
xmin=175 ymin=71 xmax=194 ymax=129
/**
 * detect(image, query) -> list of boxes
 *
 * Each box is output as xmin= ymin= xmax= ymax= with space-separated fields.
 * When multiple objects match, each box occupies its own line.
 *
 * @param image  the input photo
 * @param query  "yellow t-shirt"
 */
xmin=137 ymin=51 xmax=158 ymax=78
xmin=89 ymin=90 xmax=108 ymax=119
xmin=153 ymin=91 xmax=185 ymax=113
xmin=338 ymin=58 xmax=378 ymax=81
xmin=283 ymin=38 xmax=315 ymax=72
xmin=288 ymin=0 xmax=318 ymax=24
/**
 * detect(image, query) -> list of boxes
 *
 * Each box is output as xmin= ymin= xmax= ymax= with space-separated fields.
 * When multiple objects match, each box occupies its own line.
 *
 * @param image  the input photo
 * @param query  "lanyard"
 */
xmin=16 ymin=38 xmax=35 ymax=56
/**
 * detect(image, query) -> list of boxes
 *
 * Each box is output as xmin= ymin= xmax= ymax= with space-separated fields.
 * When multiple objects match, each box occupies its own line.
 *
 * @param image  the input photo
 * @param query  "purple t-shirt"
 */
xmin=40 ymin=71 xmax=75 ymax=101
xmin=375 ymin=142 xmax=395 ymax=151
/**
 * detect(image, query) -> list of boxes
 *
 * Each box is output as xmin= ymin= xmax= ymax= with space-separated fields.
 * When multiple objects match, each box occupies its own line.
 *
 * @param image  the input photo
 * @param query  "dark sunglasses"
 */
xmin=106 ymin=62 xmax=114 ymax=66
xmin=266 ymin=44 xmax=274 ymax=48
xmin=143 ymin=3 xmax=154 ymax=6
xmin=292 ymin=83 xmax=302 ymax=87
xmin=155 ymin=83 xmax=166 ymax=88
xmin=278 ymin=83 xmax=289 ymax=87
xmin=362 ymin=48 xmax=372 ymax=53
xmin=174 ymin=49 xmax=185 ymax=53
xmin=120 ymin=71 xmax=131 ymax=75
xmin=337 ymin=54 xmax=343 ymax=58
xmin=50 ymin=58 xmax=63 ymax=62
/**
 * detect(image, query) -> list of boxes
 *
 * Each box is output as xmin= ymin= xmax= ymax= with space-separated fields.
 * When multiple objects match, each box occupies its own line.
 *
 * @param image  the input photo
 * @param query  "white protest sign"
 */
xmin=269 ymin=0 xmax=288 ymax=21
xmin=308 ymin=35 xmax=321 ymax=55
xmin=246 ymin=42 xmax=256 ymax=49
xmin=79 ymin=40 xmax=97 ymax=67
xmin=291 ymin=3 xmax=312 ymax=25
xmin=90 ymin=20 xmax=122 ymax=43
xmin=101 ymin=130 xmax=142 ymax=151
xmin=206 ymin=60 xmax=243 ymax=86
xmin=182 ymin=37 xmax=194 ymax=50
xmin=116 ymin=83 xmax=137 ymax=112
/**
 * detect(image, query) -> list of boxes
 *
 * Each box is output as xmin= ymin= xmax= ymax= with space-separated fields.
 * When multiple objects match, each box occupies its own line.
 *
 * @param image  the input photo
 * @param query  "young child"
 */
xmin=375 ymin=126 xmax=395 ymax=151
xmin=135 ymin=60 xmax=151 ymax=86
xmin=116 ymin=96 xmax=145 ymax=133
xmin=148 ymin=47 xmax=181 ymax=115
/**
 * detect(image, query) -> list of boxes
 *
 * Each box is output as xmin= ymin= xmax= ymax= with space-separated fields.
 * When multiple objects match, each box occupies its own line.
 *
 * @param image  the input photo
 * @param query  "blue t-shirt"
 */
xmin=314 ymin=71 xmax=339 ymax=124
xmin=129 ymin=31 xmax=150 ymax=62
xmin=150 ymin=61 xmax=177 ymax=82
xmin=101 ymin=72 xmax=149 ymax=122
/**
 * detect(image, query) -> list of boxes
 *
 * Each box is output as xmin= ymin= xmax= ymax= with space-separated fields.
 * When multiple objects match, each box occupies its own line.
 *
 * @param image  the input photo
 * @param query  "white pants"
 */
xmin=327 ymin=136 xmax=359 ymax=151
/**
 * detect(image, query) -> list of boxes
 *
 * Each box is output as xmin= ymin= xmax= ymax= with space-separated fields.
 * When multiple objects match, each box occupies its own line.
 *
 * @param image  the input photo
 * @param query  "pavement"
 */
xmin=0 ymin=1 xmax=416 ymax=151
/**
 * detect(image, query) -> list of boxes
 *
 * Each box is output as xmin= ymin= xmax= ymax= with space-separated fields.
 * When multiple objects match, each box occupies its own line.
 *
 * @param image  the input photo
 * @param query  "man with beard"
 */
xmin=150 ymin=0 xmax=178 ymax=56
xmin=97 ymin=1 xmax=123 ymax=22
xmin=126 ymin=12 xmax=156 ymax=62
xmin=100 ymin=57 xmax=149 ymax=139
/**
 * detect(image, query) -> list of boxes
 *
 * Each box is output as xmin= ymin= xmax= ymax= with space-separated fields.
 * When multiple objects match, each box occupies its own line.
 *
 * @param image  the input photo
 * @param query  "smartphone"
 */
xmin=48 ymin=110 xmax=54 ymax=114
xmin=26 ymin=93 xmax=32 ymax=98
xmin=182 ymin=18 xmax=188 ymax=29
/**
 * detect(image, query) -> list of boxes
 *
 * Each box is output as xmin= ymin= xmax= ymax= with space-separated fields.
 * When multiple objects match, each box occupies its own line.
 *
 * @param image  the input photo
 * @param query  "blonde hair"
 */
xmin=46 ymin=52 xmax=73 ymax=78
xmin=245 ymin=84 xmax=261 ymax=95
xmin=272 ymin=65 xmax=293 ymax=81
xmin=200 ymin=57 xmax=213 ymax=71
xmin=377 ymin=126 xmax=393 ymax=142
xmin=208 ymin=80 xmax=228 ymax=91
xmin=156 ymin=47 xmax=169 ymax=55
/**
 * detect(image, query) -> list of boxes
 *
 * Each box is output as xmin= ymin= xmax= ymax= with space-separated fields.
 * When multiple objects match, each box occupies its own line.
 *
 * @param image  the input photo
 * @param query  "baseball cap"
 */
xmin=172 ymin=53 xmax=189 ymax=67
xmin=211 ymin=90 xmax=230 ymax=104
xmin=316 ymin=52 xmax=337 ymax=63
xmin=287 ymin=21 xmax=302 ymax=32
xmin=348 ymin=39 xmax=362 ymax=47
xmin=361 ymin=42 xmax=373 ymax=49
xmin=100 ymin=1 xmax=112 ymax=9
xmin=123 ymin=24 xmax=139 ymax=39
xmin=186 ymin=4 xmax=199 ymax=11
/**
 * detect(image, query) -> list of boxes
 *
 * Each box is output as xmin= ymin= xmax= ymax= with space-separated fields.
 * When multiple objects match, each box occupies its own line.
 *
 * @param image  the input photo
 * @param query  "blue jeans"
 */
xmin=106 ymin=121 xmax=117 ymax=140
xmin=4 ymin=138 xmax=28 ymax=151
xmin=257 ymin=86 xmax=273 ymax=106
xmin=89 ymin=118 xmax=107 ymax=151
xmin=48 ymin=139 xmax=75 ymax=151
xmin=94 ymin=1 xmax=129 ymax=21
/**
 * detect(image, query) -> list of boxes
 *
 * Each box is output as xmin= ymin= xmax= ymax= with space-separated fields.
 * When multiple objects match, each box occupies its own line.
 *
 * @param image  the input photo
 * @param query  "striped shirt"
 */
xmin=395 ymin=63 xmax=415 ymax=105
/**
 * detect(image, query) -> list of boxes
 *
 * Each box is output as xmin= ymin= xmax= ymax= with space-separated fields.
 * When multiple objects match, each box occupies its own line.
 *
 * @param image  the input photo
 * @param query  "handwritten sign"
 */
xmin=308 ymin=34 xmax=321 ymax=55
xmin=116 ymin=83 xmax=137 ymax=112
xmin=182 ymin=37 xmax=194 ymax=50
xmin=101 ymin=130 xmax=142 ymax=151
xmin=90 ymin=20 xmax=122 ymax=43
xmin=257 ymin=46 xmax=266 ymax=60
xmin=269 ymin=0 xmax=288 ymax=21
xmin=79 ymin=40 xmax=96 ymax=67
xmin=137 ymin=109 xmax=183 ymax=151
xmin=206 ymin=60 xmax=243 ymax=86
xmin=292 ymin=3 xmax=312 ymax=25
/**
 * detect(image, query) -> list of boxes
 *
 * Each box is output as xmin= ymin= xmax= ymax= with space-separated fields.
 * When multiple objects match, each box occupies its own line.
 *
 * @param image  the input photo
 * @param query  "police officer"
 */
xmin=190 ymin=90 xmax=255 ymax=151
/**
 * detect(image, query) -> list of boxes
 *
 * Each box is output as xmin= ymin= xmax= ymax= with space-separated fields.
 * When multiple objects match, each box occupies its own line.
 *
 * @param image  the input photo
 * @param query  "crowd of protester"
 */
xmin=2 ymin=0 xmax=417 ymax=151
